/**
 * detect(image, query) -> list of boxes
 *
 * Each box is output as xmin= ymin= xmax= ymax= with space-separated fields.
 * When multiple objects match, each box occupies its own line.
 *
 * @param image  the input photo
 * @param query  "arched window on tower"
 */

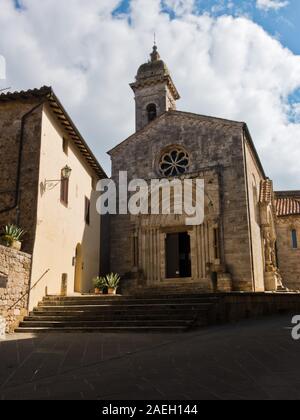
xmin=147 ymin=104 xmax=157 ymax=123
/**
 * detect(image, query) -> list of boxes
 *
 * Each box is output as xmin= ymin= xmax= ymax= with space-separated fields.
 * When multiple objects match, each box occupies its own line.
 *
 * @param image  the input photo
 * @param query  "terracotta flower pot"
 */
xmin=0 ymin=237 xmax=21 ymax=251
xmin=94 ymin=288 xmax=103 ymax=295
xmin=12 ymin=240 xmax=22 ymax=251
xmin=108 ymin=288 xmax=117 ymax=295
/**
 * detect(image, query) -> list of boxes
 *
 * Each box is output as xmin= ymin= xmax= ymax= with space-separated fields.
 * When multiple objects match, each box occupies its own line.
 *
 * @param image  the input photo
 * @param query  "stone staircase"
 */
xmin=15 ymin=294 xmax=220 ymax=333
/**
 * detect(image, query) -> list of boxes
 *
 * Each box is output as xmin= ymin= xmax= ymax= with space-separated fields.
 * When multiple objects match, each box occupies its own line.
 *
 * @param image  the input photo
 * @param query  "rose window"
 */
xmin=159 ymin=148 xmax=190 ymax=177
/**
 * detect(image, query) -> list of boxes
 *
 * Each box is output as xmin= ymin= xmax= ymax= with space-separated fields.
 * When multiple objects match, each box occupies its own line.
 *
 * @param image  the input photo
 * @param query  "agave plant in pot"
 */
xmin=0 ymin=225 xmax=26 ymax=251
xmin=105 ymin=273 xmax=121 ymax=295
xmin=93 ymin=276 xmax=107 ymax=295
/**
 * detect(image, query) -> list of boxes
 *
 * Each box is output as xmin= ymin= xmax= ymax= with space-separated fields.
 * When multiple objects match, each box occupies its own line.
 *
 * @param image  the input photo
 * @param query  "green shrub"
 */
xmin=105 ymin=273 xmax=121 ymax=289
xmin=93 ymin=276 xmax=107 ymax=291
xmin=1 ymin=225 xmax=25 ymax=246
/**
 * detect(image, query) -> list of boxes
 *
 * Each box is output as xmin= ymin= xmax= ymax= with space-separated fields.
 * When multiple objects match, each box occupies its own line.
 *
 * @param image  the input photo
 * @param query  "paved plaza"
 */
xmin=0 ymin=315 xmax=299 ymax=400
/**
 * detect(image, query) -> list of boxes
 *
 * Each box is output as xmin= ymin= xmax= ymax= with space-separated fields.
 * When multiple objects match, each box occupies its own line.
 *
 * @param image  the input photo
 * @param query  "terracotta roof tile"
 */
xmin=275 ymin=191 xmax=300 ymax=217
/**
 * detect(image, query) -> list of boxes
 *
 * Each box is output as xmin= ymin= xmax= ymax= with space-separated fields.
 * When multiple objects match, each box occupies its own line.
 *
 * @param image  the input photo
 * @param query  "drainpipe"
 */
xmin=0 ymin=102 xmax=44 ymax=221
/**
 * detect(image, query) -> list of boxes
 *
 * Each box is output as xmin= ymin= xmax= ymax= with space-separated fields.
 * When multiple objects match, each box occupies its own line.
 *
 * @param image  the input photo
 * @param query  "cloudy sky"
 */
xmin=0 ymin=0 xmax=299 ymax=190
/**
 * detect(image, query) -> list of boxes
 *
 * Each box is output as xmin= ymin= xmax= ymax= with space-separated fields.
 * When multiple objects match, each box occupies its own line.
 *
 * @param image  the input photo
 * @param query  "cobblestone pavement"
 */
xmin=0 ymin=315 xmax=299 ymax=400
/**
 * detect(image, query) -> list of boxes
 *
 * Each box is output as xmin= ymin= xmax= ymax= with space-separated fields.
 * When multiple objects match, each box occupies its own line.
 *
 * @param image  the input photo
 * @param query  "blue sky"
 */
xmin=114 ymin=0 xmax=300 ymax=54
xmin=1 ymin=0 xmax=300 ymax=188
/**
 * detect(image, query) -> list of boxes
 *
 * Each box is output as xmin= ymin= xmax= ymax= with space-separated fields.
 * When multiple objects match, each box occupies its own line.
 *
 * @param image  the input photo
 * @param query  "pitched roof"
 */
xmin=108 ymin=110 xmax=244 ymax=155
xmin=275 ymin=191 xmax=300 ymax=217
xmin=107 ymin=109 xmax=266 ymax=179
xmin=0 ymin=86 xmax=106 ymax=179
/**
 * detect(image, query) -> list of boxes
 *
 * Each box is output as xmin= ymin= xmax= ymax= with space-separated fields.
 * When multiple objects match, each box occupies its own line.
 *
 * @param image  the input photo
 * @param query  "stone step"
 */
xmin=129 ymin=287 xmax=213 ymax=296
xmin=39 ymin=298 xmax=218 ymax=307
xmin=26 ymin=311 xmax=205 ymax=321
xmin=19 ymin=319 xmax=201 ymax=328
xmin=15 ymin=326 xmax=188 ymax=333
xmin=33 ymin=303 xmax=214 ymax=314
xmin=43 ymin=287 xmax=219 ymax=301
xmin=16 ymin=293 xmax=218 ymax=334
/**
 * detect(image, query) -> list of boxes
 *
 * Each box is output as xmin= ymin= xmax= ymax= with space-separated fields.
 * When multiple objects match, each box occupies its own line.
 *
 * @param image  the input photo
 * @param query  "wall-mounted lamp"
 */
xmin=61 ymin=165 xmax=72 ymax=180
xmin=41 ymin=165 xmax=72 ymax=193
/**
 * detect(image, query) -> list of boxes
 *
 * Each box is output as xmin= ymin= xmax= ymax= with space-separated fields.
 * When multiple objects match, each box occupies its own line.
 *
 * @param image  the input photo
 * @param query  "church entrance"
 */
xmin=166 ymin=232 xmax=192 ymax=279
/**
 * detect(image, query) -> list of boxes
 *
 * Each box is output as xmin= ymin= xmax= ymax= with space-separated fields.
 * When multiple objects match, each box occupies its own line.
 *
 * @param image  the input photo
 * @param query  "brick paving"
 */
xmin=0 ymin=315 xmax=299 ymax=400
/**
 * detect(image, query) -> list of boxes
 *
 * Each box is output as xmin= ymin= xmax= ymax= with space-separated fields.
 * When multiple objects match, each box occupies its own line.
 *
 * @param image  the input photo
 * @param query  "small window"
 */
xmin=85 ymin=197 xmax=90 ymax=225
xmin=63 ymin=138 xmax=68 ymax=155
xmin=60 ymin=174 xmax=69 ymax=206
xmin=292 ymin=229 xmax=298 ymax=249
xmin=147 ymin=104 xmax=157 ymax=123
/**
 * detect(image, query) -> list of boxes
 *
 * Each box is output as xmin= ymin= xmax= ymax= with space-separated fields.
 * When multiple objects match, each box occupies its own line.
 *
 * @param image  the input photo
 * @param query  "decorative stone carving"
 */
xmin=158 ymin=147 xmax=190 ymax=177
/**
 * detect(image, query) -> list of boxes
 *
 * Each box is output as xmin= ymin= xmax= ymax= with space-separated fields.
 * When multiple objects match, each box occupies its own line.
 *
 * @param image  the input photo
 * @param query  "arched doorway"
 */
xmin=74 ymin=243 xmax=83 ymax=293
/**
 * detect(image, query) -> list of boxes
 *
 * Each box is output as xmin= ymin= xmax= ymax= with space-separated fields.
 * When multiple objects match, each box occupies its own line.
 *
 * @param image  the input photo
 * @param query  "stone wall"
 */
xmin=244 ymin=140 xmax=266 ymax=292
xmin=276 ymin=216 xmax=300 ymax=291
xmin=0 ymin=99 xmax=43 ymax=254
xmin=0 ymin=315 xmax=5 ymax=339
xmin=109 ymin=111 xmax=255 ymax=291
xmin=0 ymin=244 xmax=31 ymax=332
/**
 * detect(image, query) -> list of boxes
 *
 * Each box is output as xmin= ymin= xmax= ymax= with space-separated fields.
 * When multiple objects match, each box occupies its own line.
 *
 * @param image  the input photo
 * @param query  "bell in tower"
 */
xmin=130 ymin=45 xmax=180 ymax=132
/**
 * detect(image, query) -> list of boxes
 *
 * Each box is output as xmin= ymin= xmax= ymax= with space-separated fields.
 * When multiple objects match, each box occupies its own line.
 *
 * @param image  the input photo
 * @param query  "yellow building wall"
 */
xmin=244 ymin=140 xmax=265 ymax=292
xmin=28 ymin=104 xmax=101 ymax=310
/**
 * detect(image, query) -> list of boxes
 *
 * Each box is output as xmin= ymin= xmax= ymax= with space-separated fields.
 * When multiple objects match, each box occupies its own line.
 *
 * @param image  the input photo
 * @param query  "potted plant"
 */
xmin=0 ymin=225 xmax=26 ymax=251
xmin=105 ymin=273 xmax=121 ymax=295
xmin=93 ymin=277 xmax=106 ymax=295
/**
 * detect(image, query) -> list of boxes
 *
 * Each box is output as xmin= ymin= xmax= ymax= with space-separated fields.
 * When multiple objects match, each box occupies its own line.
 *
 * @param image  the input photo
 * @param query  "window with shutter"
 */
xmin=60 ymin=175 xmax=69 ymax=206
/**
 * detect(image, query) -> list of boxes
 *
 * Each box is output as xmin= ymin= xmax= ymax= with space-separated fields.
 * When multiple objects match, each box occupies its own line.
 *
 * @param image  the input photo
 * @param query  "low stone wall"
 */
xmin=0 ymin=245 xmax=32 ymax=332
xmin=210 ymin=292 xmax=300 ymax=325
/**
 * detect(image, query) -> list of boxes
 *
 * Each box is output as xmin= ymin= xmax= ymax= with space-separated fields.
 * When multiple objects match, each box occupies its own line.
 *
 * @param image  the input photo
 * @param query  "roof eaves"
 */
xmin=47 ymin=91 xmax=107 ymax=180
xmin=243 ymin=123 xmax=266 ymax=179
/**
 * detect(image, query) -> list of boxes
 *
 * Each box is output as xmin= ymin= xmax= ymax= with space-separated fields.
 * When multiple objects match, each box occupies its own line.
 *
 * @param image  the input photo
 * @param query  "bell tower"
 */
xmin=130 ymin=45 xmax=180 ymax=132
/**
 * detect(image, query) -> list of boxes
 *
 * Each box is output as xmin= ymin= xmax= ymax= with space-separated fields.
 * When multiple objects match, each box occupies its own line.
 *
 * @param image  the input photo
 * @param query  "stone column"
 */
xmin=160 ymin=233 xmax=167 ymax=282
xmin=188 ymin=228 xmax=197 ymax=281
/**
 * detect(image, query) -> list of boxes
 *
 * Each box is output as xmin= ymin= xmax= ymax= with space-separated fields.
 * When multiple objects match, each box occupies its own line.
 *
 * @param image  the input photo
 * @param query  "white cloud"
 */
xmin=256 ymin=0 xmax=289 ymax=11
xmin=0 ymin=54 xmax=6 ymax=79
xmin=0 ymin=0 xmax=299 ymax=189
xmin=163 ymin=0 xmax=195 ymax=16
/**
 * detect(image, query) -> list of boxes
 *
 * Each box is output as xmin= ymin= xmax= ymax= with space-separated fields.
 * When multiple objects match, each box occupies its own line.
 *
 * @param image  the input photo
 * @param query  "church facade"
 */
xmin=109 ymin=45 xmax=298 ymax=294
xmin=0 ymin=46 xmax=299 ymax=318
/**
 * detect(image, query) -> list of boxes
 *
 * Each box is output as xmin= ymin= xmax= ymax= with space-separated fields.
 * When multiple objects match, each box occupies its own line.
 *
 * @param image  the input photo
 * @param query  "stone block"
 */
xmin=0 ymin=316 xmax=6 ymax=340
xmin=0 ymin=245 xmax=31 ymax=332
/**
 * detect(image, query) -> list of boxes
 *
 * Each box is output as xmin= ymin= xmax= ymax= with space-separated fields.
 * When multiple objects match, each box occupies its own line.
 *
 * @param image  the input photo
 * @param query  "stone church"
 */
xmin=109 ymin=45 xmax=300 ymax=294
xmin=0 ymin=45 xmax=300 ymax=333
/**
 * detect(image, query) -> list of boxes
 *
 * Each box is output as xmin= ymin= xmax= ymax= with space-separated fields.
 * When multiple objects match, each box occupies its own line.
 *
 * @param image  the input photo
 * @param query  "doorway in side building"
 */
xmin=74 ymin=243 xmax=83 ymax=293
